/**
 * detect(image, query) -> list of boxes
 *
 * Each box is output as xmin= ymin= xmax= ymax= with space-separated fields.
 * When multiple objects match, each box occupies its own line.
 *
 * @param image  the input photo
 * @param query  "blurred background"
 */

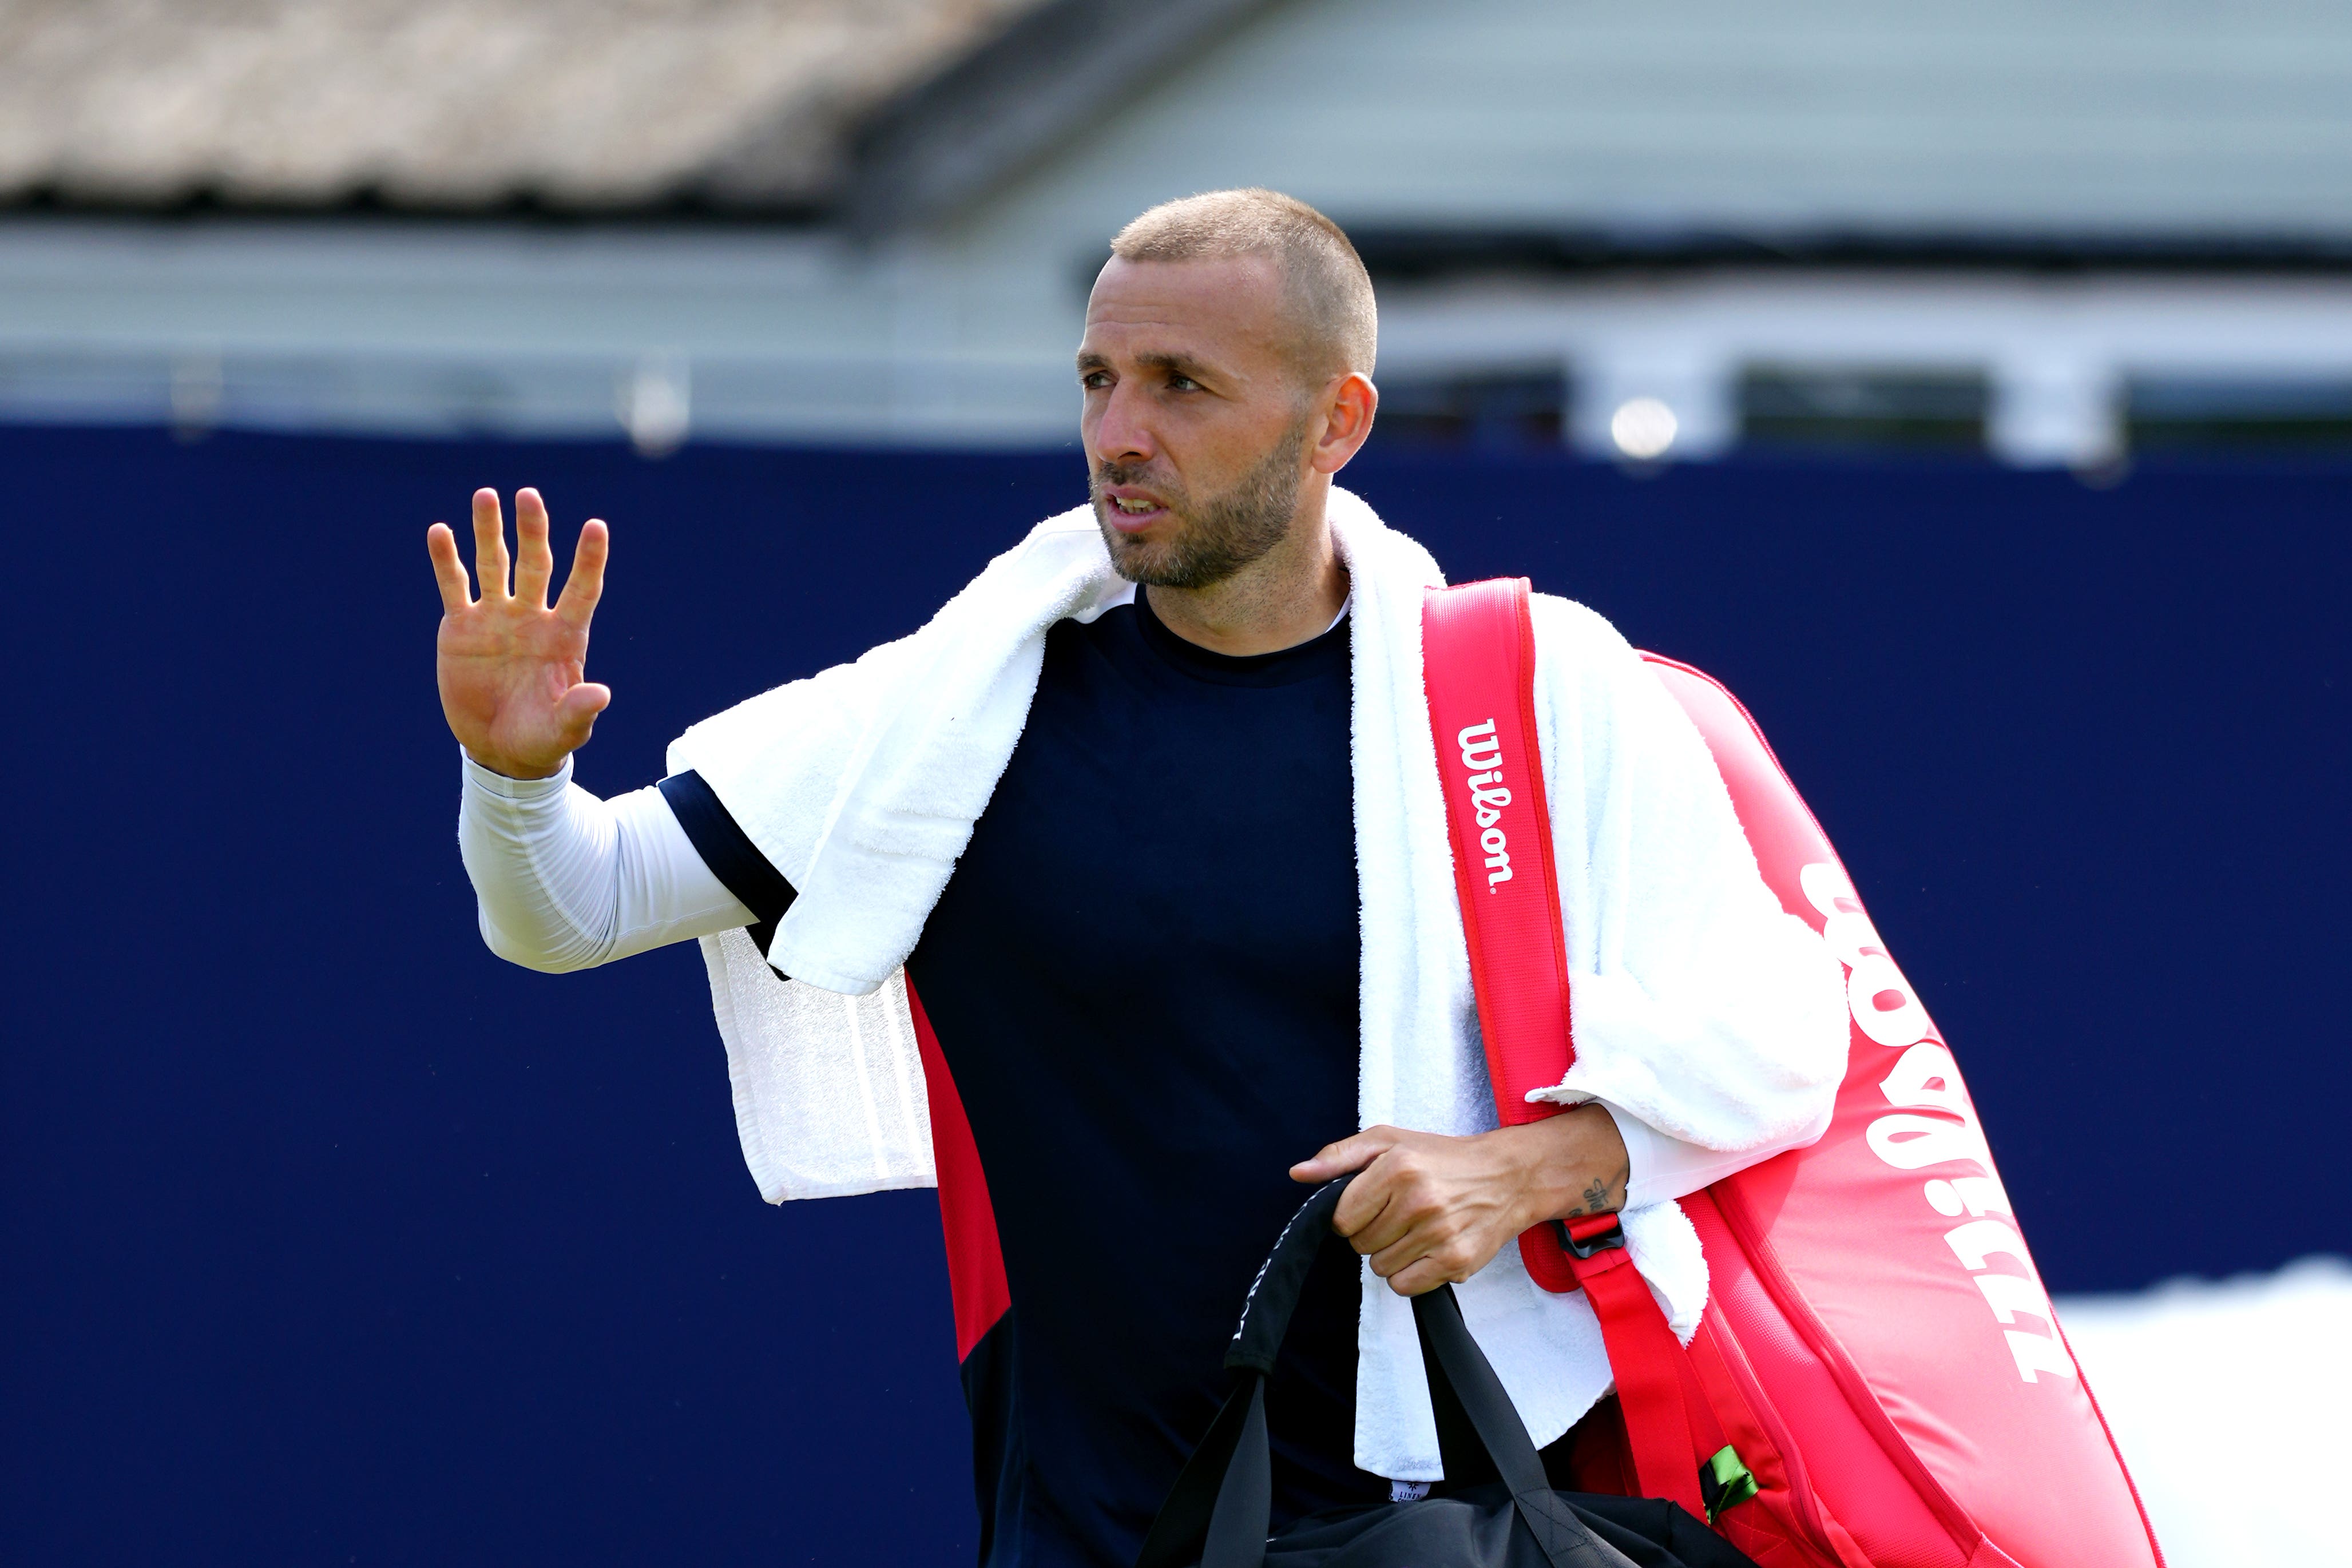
xmin=2 ymin=1 xmax=2346 ymax=1563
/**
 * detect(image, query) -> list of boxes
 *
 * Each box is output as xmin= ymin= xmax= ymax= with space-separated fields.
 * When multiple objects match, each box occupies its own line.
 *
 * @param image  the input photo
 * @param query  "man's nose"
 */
xmin=1090 ymin=382 xmax=1158 ymax=464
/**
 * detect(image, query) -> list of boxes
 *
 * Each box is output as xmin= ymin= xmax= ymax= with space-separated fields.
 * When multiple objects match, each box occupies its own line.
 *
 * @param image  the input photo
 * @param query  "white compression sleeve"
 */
xmin=1600 ymin=1098 xmax=1836 ymax=1210
xmin=457 ymin=752 xmax=753 ymax=972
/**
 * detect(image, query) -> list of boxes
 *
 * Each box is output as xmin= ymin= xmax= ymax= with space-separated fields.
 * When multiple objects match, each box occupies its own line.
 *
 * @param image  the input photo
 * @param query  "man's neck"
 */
xmin=1143 ymin=491 xmax=1351 ymax=657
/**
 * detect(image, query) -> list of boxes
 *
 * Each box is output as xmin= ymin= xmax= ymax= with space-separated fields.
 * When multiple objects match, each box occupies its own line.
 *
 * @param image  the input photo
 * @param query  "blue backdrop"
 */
xmin=3 ymin=425 xmax=2345 ymax=1565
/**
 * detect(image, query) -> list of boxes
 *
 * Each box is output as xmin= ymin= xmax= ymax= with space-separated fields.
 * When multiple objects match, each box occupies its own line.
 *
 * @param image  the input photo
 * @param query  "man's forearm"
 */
xmin=1488 ymin=1103 xmax=1632 ymax=1225
xmin=1481 ymin=1095 xmax=1837 ymax=1222
xmin=459 ymin=754 xmax=751 ymax=971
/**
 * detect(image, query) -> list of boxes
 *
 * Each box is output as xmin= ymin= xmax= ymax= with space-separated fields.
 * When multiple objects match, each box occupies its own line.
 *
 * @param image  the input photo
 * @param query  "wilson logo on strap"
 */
xmin=1453 ymin=719 xmax=1514 ymax=889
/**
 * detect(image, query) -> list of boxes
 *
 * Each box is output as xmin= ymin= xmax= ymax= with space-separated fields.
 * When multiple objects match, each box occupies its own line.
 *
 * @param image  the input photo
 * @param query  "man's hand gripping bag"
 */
xmin=1421 ymin=579 xmax=2164 ymax=1568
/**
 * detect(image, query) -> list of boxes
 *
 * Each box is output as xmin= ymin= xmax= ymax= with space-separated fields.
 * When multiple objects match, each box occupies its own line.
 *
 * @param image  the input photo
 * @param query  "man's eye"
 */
xmin=1169 ymin=375 xmax=1200 ymax=392
xmin=1081 ymin=371 xmax=1112 ymax=390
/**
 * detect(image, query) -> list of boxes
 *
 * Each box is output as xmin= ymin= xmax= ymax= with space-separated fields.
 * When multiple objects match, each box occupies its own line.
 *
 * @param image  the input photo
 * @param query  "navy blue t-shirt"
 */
xmin=668 ymin=590 xmax=1384 ymax=1566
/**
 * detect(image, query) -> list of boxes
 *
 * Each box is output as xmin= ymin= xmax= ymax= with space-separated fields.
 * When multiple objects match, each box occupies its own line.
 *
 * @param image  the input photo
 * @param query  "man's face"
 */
xmin=1077 ymin=255 xmax=1318 ymax=589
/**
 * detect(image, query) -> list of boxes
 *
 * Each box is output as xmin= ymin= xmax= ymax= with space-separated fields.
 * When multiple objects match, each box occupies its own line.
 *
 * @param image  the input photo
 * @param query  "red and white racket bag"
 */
xmin=1421 ymin=577 xmax=2164 ymax=1568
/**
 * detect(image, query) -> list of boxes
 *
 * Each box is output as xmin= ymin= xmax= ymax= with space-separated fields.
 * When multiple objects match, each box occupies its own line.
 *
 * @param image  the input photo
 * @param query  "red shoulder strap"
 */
xmin=1423 ymin=579 xmax=1722 ymax=1521
xmin=1421 ymin=578 xmax=1580 ymax=1291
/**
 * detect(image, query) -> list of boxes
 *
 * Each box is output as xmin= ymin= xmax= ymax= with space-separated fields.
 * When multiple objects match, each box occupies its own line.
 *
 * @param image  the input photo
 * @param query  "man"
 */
xmin=433 ymin=189 xmax=1845 ymax=1567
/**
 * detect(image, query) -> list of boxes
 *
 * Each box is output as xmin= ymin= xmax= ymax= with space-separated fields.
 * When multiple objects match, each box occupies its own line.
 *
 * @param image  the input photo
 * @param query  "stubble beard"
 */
xmin=1092 ymin=418 xmax=1311 ymax=590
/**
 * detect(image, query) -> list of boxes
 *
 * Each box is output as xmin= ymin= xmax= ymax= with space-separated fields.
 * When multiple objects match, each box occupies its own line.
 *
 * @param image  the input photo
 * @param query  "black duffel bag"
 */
xmin=1135 ymin=1178 xmax=1759 ymax=1568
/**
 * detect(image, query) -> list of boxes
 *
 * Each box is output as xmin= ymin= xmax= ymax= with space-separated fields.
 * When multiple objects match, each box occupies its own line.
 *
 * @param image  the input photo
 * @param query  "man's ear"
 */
xmin=1310 ymin=372 xmax=1378 ymax=475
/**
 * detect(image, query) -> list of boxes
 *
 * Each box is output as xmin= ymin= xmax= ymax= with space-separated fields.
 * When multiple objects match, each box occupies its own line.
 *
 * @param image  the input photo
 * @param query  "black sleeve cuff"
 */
xmin=658 ymin=770 xmax=798 ymax=963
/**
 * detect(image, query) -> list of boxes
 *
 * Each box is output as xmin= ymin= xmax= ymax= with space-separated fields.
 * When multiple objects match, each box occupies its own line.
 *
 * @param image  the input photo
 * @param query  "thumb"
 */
xmin=1290 ymin=1128 xmax=1398 ymax=1184
xmin=554 ymin=681 xmax=612 ymax=741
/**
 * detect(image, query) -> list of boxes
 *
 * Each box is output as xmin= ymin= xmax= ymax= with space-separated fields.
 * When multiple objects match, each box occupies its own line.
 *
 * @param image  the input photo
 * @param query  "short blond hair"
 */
xmin=1110 ymin=188 xmax=1377 ymax=384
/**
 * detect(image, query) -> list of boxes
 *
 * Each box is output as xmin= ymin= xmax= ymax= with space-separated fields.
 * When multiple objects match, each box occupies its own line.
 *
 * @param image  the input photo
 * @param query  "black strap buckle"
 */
xmin=1557 ymin=1215 xmax=1624 ymax=1259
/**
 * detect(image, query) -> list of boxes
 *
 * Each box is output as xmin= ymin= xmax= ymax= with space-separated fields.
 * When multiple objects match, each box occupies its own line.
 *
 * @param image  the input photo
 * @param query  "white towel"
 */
xmin=666 ymin=487 xmax=1847 ymax=1480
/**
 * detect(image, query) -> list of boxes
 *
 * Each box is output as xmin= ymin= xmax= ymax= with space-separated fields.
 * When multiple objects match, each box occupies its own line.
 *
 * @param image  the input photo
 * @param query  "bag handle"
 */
xmin=1134 ymin=1179 xmax=1636 ymax=1568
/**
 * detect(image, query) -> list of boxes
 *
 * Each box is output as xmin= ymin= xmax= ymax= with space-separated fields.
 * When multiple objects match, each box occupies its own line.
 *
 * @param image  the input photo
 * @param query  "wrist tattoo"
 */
xmin=1560 ymin=1162 xmax=1631 ymax=1220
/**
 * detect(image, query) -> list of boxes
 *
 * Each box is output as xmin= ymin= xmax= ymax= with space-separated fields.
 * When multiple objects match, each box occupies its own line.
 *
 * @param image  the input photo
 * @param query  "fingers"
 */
xmin=1378 ymin=1255 xmax=1458 ymax=1299
xmin=513 ymin=488 xmax=554 ymax=608
xmin=1361 ymin=1213 xmax=1452 ymax=1295
xmin=554 ymin=519 xmax=609 ymax=630
xmin=1375 ymin=1221 xmax=1494 ymax=1295
xmin=470 ymin=489 xmax=511 ymax=603
xmin=1335 ymin=1151 xmax=1431 ymax=1256
xmin=1359 ymin=1180 xmax=1483 ymax=1297
xmin=426 ymin=522 xmax=473 ymax=613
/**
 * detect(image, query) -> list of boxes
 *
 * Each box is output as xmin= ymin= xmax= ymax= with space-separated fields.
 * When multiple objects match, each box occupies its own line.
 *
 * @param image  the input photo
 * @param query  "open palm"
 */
xmin=428 ymin=487 xmax=611 ymax=780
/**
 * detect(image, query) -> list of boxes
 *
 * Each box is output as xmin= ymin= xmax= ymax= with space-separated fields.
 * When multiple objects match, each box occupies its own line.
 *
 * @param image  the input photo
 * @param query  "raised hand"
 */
xmin=428 ymin=488 xmax=611 ymax=780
